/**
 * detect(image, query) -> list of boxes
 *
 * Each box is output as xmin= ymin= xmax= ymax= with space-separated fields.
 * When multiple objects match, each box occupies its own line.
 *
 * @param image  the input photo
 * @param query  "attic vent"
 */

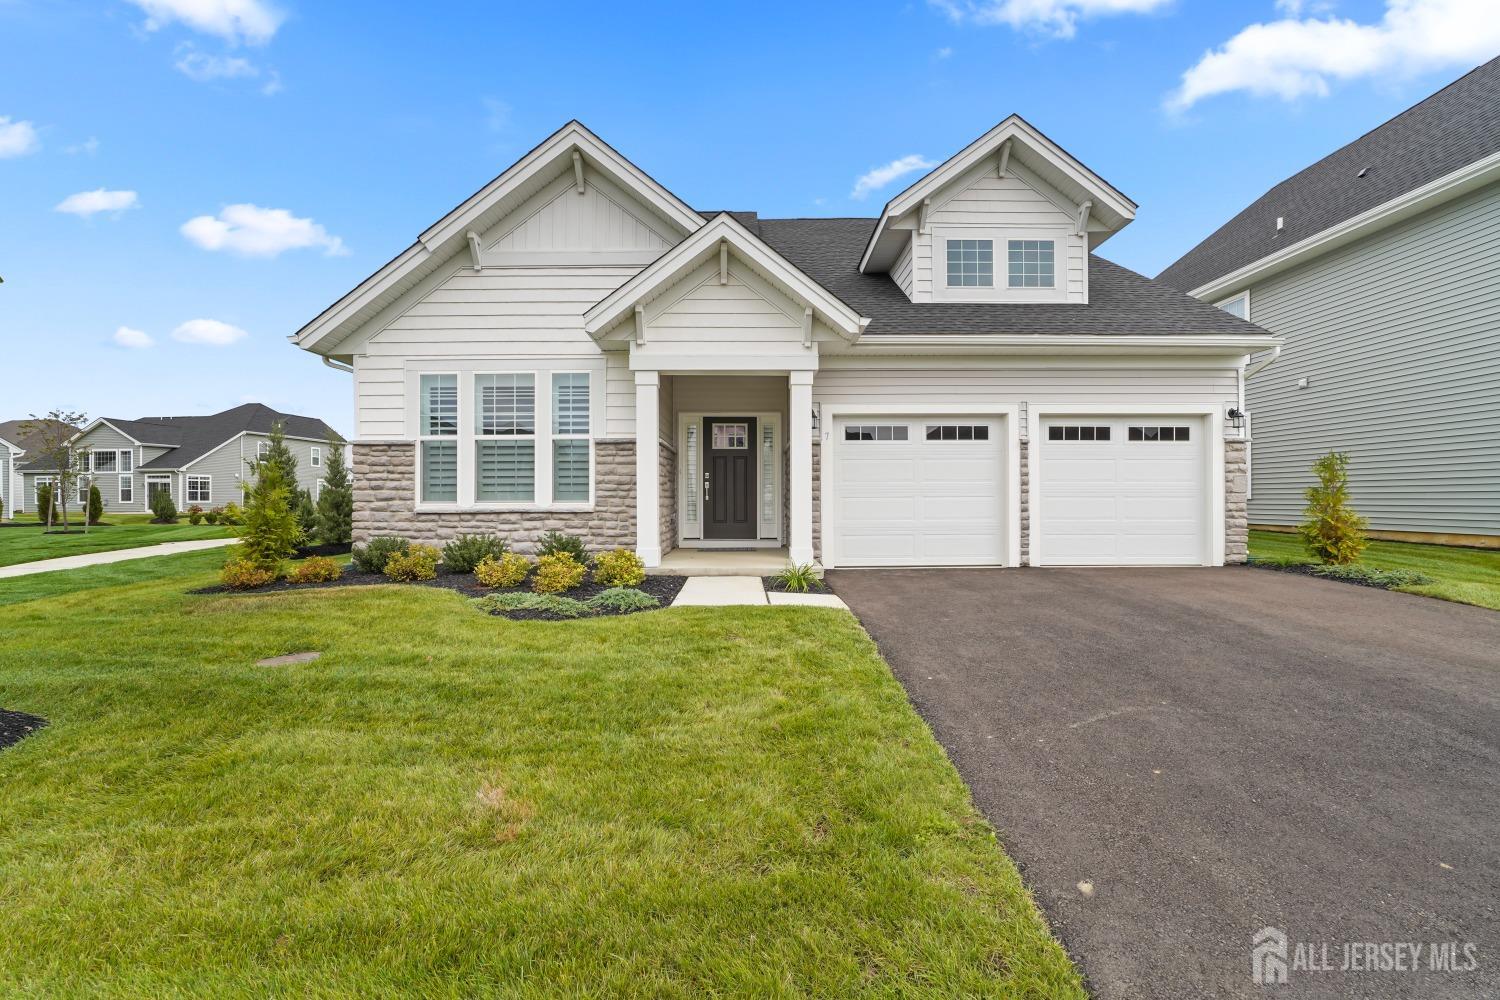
xmin=1275 ymin=216 xmax=1284 ymax=232
xmin=1357 ymin=167 xmax=1369 ymax=178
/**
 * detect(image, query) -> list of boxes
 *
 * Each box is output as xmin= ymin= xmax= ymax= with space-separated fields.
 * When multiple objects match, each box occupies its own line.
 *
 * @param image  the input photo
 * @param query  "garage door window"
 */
xmin=1128 ymin=425 xmax=1191 ymax=442
xmin=925 ymin=424 xmax=989 ymax=441
xmin=1047 ymin=425 xmax=1111 ymax=442
xmin=844 ymin=425 xmax=908 ymax=442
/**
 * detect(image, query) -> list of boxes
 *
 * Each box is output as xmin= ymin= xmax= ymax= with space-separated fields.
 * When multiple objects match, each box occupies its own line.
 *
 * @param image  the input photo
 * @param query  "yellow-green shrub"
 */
xmin=221 ymin=558 xmax=279 ymax=590
xmin=532 ymin=552 xmax=585 ymax=593
xmin=591 ymin=548 xmax=645 ymax=588
xmin=288 ymin=556 xmax=343 ymax=584
xmin=474 ymin=552 xmax=531 ymax=588
xmin=383 ymin=544 xmax=440 ymax=582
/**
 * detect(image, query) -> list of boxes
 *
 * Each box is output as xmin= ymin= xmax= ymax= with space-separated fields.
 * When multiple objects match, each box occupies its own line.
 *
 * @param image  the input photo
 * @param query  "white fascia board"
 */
xmin=848 ymin=334 xmax=1280 ymax=354
xmin=291 ymin=241 xmax=429 ymax=353
xmin=584 ymin=214 xmax=868 ymax=341
xmin=1189 ymin=151 xmax=1500 ymax=301
xmin=860 ymin=115 xmax=1138 ymax=274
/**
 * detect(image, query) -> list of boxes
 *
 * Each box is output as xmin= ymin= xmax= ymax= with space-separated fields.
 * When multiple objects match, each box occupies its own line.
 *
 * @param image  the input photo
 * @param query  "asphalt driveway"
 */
xmin=829 ymin=566 xmax=1500 ymax=999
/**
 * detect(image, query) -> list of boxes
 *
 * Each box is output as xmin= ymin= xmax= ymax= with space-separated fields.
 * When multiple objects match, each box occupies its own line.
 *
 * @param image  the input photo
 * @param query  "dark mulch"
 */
xmin=190 ymin=564 xmax=687 ymax=617
xmin=476 ymin=575 xmax=688 ymax=621
xmin=1247 ymin=560 xmax=1418 ymax=592
xmin=0 ymin=709 xmax=47 ymax=752
xmin=763 ymin=575 xmax=832 ymax=594
xmin=293 ymin=542 xmax=353 ymax=559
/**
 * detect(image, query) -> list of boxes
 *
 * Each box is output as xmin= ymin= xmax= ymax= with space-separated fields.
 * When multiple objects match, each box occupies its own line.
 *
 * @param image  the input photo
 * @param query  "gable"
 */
xmin=928 ymin=161 xmax=1076 ymax=230
xmin=648 ymin=258 xmax=805 ymax=345
xmin=489 ymin=169 xmax=675 ymax=254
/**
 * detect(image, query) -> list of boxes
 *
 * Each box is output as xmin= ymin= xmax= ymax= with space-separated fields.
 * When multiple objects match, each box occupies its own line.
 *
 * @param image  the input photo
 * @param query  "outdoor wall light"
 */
xmin=1227 ymin=407 xmax=1246 ymax=434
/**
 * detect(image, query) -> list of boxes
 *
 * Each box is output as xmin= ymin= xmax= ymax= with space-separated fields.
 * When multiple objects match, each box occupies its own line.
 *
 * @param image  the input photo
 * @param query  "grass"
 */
xmin=1249 ymin=529 xmax=1500 ymax=611
xmin=0 ymin=514 xmax=234 ymax=567
xmin=0 ymin=556 xmax=1082 ymax=997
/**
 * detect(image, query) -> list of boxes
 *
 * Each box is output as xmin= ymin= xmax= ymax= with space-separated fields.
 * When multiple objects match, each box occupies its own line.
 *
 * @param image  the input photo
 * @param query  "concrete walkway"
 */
xmin=0 ymin=538 xmax=237 ymax=579
xmin=672 ymin=575 xmax=848 ymax=609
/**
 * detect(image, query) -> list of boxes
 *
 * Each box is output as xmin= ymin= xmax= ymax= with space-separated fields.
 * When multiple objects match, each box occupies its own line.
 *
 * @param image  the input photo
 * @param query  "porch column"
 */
xmin=788 ymin=371 xmax=815 ymax=566
xmin=634 ymin=370 xmax=662 ymax=567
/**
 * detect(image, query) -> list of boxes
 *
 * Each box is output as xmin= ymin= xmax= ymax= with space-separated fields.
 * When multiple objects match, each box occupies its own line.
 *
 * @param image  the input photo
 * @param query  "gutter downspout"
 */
xmin=323 ymin=356 xmax=354 ymax=374
xmin=1239 ymin=344 xmax=1281 ymax=504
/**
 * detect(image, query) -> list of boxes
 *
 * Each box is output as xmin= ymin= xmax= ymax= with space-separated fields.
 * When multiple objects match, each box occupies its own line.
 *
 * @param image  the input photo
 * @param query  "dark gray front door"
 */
xmin=702 ymin=417 xmax=757 ymax=540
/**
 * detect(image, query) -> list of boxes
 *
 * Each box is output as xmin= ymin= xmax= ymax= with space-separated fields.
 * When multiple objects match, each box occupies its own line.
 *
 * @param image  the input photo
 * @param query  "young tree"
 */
xmin=1299 ymin=451 xmax=1368 ymax=565
xmin=239 ymin=449 xmax=303 ymax=569
xmin=315 ymin=436 xmax=352 ymax=545
xmin=87 ymin=482 xmax=104 ymax=526
xmin=20 ymin=411 xmax=86 ymax=532
xmin=263 ymin=420 xmax=300 ymax=488
xmin=294 ymin=488 xmax=318 ymax=543
xmin=34 ymin=482 xmax=52 ymax=525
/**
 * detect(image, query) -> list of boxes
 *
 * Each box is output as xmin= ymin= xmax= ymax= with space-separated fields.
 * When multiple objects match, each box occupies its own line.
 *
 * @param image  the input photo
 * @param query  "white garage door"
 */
xmin=1037 ymin=417 xmax=1207 ymax=566
xmin=831 ymin=417 xmax=1005 ymax=566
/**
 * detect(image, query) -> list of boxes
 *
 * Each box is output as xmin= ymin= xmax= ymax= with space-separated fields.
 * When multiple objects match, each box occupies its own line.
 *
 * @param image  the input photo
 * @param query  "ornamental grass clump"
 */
xmin=773 ymin=563 xmax=823 ymax=593
xmin=1298 ymin=451 xmax=1368 ymax=565
xmin=474 ymin=552 xmax=531 ymax=589
xmin=383 ymin=544 xmax=440 ymax=582
xmin=591 ymin=548 xmax=645 ymax=588
xmin=532 ymin=552 xmax=585 ymax=594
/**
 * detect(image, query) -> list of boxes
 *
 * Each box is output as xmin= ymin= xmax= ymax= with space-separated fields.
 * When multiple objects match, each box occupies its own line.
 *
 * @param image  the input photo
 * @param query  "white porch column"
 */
xmin=634 ymin=371 xmax=662 ymax=567
xmin=788 ymin=371 xmax=815 ymax=566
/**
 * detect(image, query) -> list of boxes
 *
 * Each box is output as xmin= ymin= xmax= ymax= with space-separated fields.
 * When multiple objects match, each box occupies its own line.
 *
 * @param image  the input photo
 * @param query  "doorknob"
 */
xmin=703 ymin=471 xmax=711 ymax=496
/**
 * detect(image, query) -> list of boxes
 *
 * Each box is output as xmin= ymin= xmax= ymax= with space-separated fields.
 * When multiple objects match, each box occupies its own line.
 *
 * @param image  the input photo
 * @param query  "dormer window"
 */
xmin=1007 ymin=240 xmax=1055 ymax=288
xmin=945 ymin=239 xmax=994 ymax=287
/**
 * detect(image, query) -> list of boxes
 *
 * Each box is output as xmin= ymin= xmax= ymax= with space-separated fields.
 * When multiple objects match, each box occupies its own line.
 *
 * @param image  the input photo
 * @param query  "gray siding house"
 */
xmin=1159 ymin=57 xmax=1500 ymax=547
xmin=14 ymin=404 xmax=343 ymax=516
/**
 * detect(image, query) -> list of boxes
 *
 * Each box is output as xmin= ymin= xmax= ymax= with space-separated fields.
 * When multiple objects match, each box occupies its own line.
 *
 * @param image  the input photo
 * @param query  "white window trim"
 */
xmin=77 ymin=476 xmax=89 ymax=504
xmin=186 ymin=475 xmax=212 ymax=505
xmin=409 ymin=364 xmax=598 ymax=513
xmin=931 ymin=227 xmax=1069 ymax=303
xmin=118 ymin=475 xmax=134 ymax=505
xmin=310 ymin=446 xmax=322 ymax=468
xmin=1215 ymin=290 xmax=1250 ymax=321
xmin=256 ymin=440 xmax=270 ymax=460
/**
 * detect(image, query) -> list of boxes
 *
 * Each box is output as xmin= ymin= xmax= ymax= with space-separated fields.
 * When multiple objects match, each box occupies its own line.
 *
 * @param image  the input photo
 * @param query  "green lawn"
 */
xmin=1249 ymin=529 xmax=1500 ymax=611
xmin=0 ymin=516 xmax=234 ymax=567
xmin=0 ymin=555 xmax=1082 ymax=998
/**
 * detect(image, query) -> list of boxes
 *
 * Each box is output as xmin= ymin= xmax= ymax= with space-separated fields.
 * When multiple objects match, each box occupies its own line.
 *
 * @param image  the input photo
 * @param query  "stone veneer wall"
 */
xmin=1224 ymin=438 xmax=1249 ymax=564
xmin=659 ymin=441 xmax=676 ymax=557
xmin=352 ymin=441 xmax=636 ymax=553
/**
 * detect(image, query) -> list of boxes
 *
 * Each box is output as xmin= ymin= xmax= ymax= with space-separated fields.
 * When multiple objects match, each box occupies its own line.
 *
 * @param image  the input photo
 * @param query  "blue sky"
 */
xmin=2 ymin=0 xmax=1495 ymax=435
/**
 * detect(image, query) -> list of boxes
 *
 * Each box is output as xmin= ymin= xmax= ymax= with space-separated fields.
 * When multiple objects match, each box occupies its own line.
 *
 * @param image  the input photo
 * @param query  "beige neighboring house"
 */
xmin=13 ymin=404 xmax=343 ymax=516
xmin=293 ymin=118 xmax=1279 ymax=570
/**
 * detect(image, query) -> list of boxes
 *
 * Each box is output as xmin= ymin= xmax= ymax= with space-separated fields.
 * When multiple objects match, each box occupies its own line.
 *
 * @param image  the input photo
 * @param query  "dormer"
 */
xmin=860 ymin=115 xmax=1136 ymax=306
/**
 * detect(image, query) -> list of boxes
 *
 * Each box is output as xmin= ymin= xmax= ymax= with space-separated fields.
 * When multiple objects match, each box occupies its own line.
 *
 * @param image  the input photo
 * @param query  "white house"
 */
xmin=292 ymin=118 xmax=1278 ymax=569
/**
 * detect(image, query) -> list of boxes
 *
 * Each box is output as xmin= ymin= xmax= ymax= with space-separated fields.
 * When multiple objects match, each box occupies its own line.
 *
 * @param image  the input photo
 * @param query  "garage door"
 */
xmin=1036 ymin=417 xmax=1206 ymax=565
xmin=830 ymin=417 xmax=1005 ymax=566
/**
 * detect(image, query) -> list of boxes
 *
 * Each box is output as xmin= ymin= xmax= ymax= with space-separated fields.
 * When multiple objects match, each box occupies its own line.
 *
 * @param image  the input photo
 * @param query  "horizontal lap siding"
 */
xmin=78 ymin=425 xmax=141 ymax=511
xmin=1246 ymin=182 xmax=1500 ymax=535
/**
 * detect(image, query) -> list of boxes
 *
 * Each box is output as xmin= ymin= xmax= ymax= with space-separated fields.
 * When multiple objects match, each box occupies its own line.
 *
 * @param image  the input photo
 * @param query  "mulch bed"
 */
xmin=190 ymin=564 xmax=686 ymax=618
xmin=292 ymin=542 xmax=354 ymax=559
xmin=0 ymin=709 xmax=47 ymax=752
xmin=1246 ymin=560 xmax=1407 ymax=592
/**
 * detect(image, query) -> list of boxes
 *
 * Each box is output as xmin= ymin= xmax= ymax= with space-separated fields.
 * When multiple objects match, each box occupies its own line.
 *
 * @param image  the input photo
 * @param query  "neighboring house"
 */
xmin=293 ymin=119 xmax=1277 ymax=569
xmin=0 ymin=418 xmax=69 ymax=521
xmin=1159 ymin=57 xmax=1500 ymax=548
xmin=13 ymin=404 xmax=343 ymax=516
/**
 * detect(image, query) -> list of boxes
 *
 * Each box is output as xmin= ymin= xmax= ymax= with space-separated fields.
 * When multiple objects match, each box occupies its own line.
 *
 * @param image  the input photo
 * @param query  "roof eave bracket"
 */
xmin=997 ymin=139 xmax=1011 ymax=178
xmin=802 ymin=307 xmax=813 ymax=348
xmin=719 ymin=240 xmax=729 ymax=285
xmin=466 ymin=231 xmax=484 ymax=271
xmin=633 ymin=304 xmax=646 ymax=346
xmin=1075 ymin=200 xmax=1093 ymax=237
xmin=918 ymin=198 xmax=931 ymax=236
xmin=572 ymin=150 xmax=586 ymax=194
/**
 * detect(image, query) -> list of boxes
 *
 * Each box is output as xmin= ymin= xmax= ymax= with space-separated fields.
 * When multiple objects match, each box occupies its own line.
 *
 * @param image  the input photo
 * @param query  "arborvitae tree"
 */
xmin=263 ymin=420 xmax=300 ymax=489
xmin=315 ymin=437 xmax=353 ymax=545
xmin=35 ymin=482 xmax=52 ymax=524
xmin=87 ymin=483 xmax=104 ymax=525
xmin=239 ymin=450 xmax=302 ymax=569
xmin=1299 ymin=451 xmax=1368 ymax=565
xmin=294 ymin=488 xmax=318 ymax=543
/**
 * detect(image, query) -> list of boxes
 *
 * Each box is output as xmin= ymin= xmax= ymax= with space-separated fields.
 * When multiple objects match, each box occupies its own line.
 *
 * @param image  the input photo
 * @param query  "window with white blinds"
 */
xmin=683 ymin=422 xmax=699 ymax=524
xmin=476 ymin=374 xmax=534 ymax=436
xmin=476 ymin=441 xmax=534 ymax=502
xmin=552 ymin=372 xmax=590 ymax=503
xmin=420 ymin=374 xmax=459 ymax=502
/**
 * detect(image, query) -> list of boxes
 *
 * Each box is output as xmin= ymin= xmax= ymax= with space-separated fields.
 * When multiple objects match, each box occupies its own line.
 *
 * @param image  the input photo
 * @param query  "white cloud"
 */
xmin=936 ymin=45 xmax=954 ymax=58
xmin=0 ymin=116 xmax=40 ymax=158
xmin=929 ymin=0 xmax=1170 ymax=38
xmin=113 ymin=326 xmax=155 ymax=349
xmin=66 ymin=137 xmax=100 ymax=156
xmin=172 ymin=318 xmax=247 ymax=346
xmin=180 ymin=203 xmax=348 ymax=257
xmin=127 ymin=0 xmax=283 ymax=45
xmin=55 ymin=189 xmax=141 ymax=218
xmin=1168 ymin=0 xmax=1500 ymax=111
xmin=851 ymin=154 xmax=938 ymax=200
xmin=174 ymin=49 xmax=258 ymax=81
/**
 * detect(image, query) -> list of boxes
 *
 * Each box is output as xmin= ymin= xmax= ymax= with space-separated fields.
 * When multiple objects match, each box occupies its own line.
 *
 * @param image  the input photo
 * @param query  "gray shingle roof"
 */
xmin=0 ymin=418 xmax=71 ymax=456
xmin=1157 ymin=56 xmax=1500 ymax=293
xmin=17 ymin=404 xmax=341 ymax=472
xmin=755 ymin=217 xmax=1270 ymax=337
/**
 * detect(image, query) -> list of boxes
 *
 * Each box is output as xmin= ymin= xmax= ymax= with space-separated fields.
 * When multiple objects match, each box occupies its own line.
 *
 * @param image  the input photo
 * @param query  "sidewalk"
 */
xmin=0 ymin=539 xmax=237 ymax=579
xmin=672 ymin=576 xmax=847 ymax=609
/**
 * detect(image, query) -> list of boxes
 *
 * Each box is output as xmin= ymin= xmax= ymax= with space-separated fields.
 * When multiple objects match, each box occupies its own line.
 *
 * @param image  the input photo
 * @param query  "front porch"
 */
xmin=648 ymin=547 xmax=806 ymax=577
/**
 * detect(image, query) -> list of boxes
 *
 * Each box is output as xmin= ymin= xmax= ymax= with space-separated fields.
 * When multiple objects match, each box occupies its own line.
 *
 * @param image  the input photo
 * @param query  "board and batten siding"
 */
xmin=1244 ymin=181 xmax=1500 ymax=537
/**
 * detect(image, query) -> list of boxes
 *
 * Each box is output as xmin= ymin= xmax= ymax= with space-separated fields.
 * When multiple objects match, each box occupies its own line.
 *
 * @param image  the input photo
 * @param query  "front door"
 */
xmin=702 ymin=417 xmax=757 ymax=539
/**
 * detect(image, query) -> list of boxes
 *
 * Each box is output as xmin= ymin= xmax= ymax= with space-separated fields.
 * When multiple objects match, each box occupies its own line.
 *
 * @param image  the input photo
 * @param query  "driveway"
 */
xmin=829 ymin=566 xmax=1500 ymax=999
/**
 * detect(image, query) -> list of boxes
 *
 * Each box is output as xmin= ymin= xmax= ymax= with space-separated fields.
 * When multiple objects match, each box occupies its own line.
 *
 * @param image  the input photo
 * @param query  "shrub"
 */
xmin=441 ymin=533 xmax=508 ymax=573
xmin=219 ymin=502 xmax=245 ymax=526
xmin=288 ymin=556 xmax=343 ymax=584
xmin=87 ymin=483 xmax=104 ymax=525
xmin=773 ymin=563 xmax=823 ymax=593
xmin=315 ymin=436 xmax=353 ymax=545
xmin=472 ymin=593 xmax=590 ymax=619
xmin=352 ymin=535 xmax=409 ymax=574
xmin=220 ymin=556 xmax=279 ymax=590
xmin=474 ymin=552 xmax=531 ymax=589
xmin=536 ymin=530 xmax=587 ymax=563
xmin=592 ymin=548 xmax=645 ymax=588
xmin=205 ymin=508 xmax=221 ymax=525
xmin=586 ymin=587 xmax=659 ymax=613
xmin=532 ymin=552 xmax=585 ymax=593
xmin=186 ymin=505 xmax=204 ymax=526
xmin=383 ymin=543 xmax=440 ymax=582
xmin=1298 ymin=451 xmax=1368 ymax=565
xmin=34 ymin=482 xmax=52 ymax=524
xmin=1311 ymin=564 xmax=1433 ymax=589
xmin=149 ymin=489 xmax=178 ymax=524
xmin=240 ymin=455 xmax=302 ymax=569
